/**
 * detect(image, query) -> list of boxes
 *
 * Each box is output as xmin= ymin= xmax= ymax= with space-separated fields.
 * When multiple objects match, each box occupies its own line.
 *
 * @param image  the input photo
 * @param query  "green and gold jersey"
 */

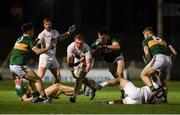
xmin=91 ymin=38 xmax=122 ymax=62
xmin=142 ymin=36 xmax=170 ymax=57
xmin=10 ymin=36 xmax=35 ymax=65
xmin=15 ymin=85 xmax=26 ymax=97
xmin=15 ymin=85 xmax=32 ymax=98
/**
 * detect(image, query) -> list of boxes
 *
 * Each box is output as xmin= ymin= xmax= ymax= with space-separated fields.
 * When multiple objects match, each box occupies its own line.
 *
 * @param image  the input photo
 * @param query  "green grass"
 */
xmin=0 ymin=80 xmax=180 ymax=114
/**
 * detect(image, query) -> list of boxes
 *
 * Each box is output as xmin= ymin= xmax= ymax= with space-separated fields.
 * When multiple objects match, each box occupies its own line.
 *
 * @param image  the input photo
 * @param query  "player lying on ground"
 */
xmin=96 ymin=77 xmax=165 ymax=104
xmin=14 ymin=76 xmax=74 ymax=102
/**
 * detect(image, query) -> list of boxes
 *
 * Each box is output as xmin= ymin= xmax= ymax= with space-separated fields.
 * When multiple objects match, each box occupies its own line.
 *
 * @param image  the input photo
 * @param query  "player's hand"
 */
xmin=68 ymin=24 xmax=76 ymax=34
xmin=48 ymin=38 xmax=56 ymax=50
xmin=97 ymin=45 xmax=107 ymax=49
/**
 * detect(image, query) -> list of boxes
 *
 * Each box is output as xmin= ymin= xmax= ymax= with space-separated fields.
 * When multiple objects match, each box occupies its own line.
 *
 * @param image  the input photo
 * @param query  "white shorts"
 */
xmin=123 ymin=82 xmax=143 ymax=104
xmin=38 ymin=54 xmax=59 ymax=68
xmin=9 ymin=65 xmax=30 ymax=77
xmin=150 ymin=54 xmax=172 ymax=71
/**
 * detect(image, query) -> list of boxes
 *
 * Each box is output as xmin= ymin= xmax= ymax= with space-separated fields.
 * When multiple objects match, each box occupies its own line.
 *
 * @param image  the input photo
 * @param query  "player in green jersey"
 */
xmin=141 ymin=27 xmax=177 ymax=102
xmin=9 ymin=23 xmax=55 ymax=103
xmin=91 ymin=27 xmax=125 ymax=99
xmin=14 ymin=76 xmax=74 ymax=102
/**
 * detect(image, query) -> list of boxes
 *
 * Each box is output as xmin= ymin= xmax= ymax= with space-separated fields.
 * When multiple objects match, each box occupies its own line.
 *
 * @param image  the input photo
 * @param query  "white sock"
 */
xmin=100 ymin=82 xmax=108 ymax=87
xmin=107 ymin=101 xmax=114 ymax=105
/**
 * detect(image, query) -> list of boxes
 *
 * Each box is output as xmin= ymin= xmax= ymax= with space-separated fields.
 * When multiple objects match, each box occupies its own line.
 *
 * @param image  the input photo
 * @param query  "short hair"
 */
xmin=98 ymin=27 xmax=110 ymax=35
xmin=142 ymin=27 xmax=154 ymax=34
xmin=74 ymin=34 xmax=85 ymax=41
xmin=21 ymin=23 xmax=33 ymax=33
xmin=43 ymin=18 xmax=51 ymax=24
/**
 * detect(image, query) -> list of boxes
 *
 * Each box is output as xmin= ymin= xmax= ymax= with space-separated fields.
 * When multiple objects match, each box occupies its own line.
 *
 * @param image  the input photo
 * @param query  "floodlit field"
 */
xmin=0 ymin=80 xmax=180 ymax=114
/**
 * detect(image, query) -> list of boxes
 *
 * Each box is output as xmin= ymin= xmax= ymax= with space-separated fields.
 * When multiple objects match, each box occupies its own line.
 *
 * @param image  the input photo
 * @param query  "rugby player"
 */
xmin=14 ymin=76 xmax=74 ymax=102
xmin=36 ymin=18 xmax=76 ymax=84
xmin=96 ymin=77 xmax=165 ymax=104
xmin=67 ymin=34 xmax=97 ymax=103
xmin=140 ymin=27 xmax=177 ymax=101
xmin=91 ymin=27 xmax=125 ymax=99
xmin=9 ymin=23 xmax=55 ymax=103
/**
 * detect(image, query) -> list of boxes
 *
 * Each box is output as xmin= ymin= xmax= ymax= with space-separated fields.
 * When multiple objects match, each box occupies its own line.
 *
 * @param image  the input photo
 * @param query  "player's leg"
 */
xmin=58 ymin=84 xmax=74 ymax=96
xmin=70 ymin=67 xmax=87 ymax=103
xmin=38 ymin=67 xmax=47 ymax=78
xmin=116 ymin=59 xmax=125 ymax=98
xmin=82 ymin=78 xmax=97 ymax=100
xmin=106 ymin=99 xmax=123 ymax=104
xmin=49 ymin=59 xmax=61 ymax=83
xmin=141 ymin=55 xmax=166 ymax=98
xmin=24 ymin=67 xmax=49 ymax=102
xmin=38 ymin=57 xmax=48 ymax=78
xmin=49 ymin=67 xmax=61 ymax=83
xmin=140 ymin=63 xmax=157 ymax=90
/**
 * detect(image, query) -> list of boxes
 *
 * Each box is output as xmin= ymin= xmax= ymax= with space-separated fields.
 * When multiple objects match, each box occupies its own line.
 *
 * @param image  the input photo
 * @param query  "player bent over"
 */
xmin=67 ymin=34 xmax=97 ymax=103
xmin=97 ymin=77 xmax=165 ymax=104
xmin=14 ymin=76 xmax=74 ymax=102
xmin=9 ymin=23 xmax=55 ymax=103
xmin=91 ymin=27 xmax=125 ymax=99
xmin=141 ymin=27 xmax=176 ymax=102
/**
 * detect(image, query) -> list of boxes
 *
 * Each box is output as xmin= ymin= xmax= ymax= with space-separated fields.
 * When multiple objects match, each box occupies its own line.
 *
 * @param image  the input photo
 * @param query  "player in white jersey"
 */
xmin=96 ymin=77 xmax=165 ymax=104
xmin=67 ymin=34 xmax=97 ymax=103
xmin=36 ymin=18 xmax=76 ymax=83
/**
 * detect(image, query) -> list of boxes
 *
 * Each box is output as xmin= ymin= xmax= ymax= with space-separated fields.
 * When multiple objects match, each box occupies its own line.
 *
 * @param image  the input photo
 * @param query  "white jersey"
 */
xmin=67 ymin=42 xmax=92 ymax=69
xmin=38 ymin=29 xmax=60 ymax=59
xmin=122 ymin=82 xmax=152 ymax=104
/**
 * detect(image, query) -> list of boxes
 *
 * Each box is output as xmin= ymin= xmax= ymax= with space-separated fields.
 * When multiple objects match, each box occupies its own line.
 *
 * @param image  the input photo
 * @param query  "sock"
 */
xmin=150 ymin=85 xmax=156 ymax=92
xmin=100 ymin=82 xmax=108 ymax=87
xmin=107 ymin=101 xmax=114 ymax=104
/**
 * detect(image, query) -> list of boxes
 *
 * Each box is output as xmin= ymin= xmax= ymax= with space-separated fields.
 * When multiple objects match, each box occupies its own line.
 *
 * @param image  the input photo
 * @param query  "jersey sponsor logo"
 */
xmin=14 ymin=43 xmax=28 ymax=51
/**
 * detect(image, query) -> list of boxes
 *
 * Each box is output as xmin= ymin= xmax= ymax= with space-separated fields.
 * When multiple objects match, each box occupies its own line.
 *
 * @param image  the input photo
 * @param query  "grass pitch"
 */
xmin=0 ymin=80 xmax=180 ymax=114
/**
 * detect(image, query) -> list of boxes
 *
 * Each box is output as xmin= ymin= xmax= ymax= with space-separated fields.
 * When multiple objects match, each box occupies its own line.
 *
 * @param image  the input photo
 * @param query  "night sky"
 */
xmin=0 ymin=0 xmax=179 ymax=72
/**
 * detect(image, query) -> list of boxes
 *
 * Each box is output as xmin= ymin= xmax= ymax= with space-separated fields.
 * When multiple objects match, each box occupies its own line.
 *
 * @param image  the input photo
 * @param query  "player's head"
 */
xmin=21 ymin=23 xmax=34 ymax=38
xmin=97 ymin=27 xmax=110 ymax=44
xmin=142 ymin=27 xmax=154 ymax=38
xmin=74 ymin=34 xmax=85 ymax=50
xmin=13 ymin=75 xmax=23 ymax=86
xmin=43 ymin=18 xmax=52 ymax=31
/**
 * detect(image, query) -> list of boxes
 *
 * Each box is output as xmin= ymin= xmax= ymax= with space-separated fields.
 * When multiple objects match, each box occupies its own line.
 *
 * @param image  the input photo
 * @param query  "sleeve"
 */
xmin=55 ymin=30 xmax=60 ymax=38
xmin=15 ymin=86 xmax=26 ymax=97
xmin=142 ymin=39 xmax=147 ymax=48
xmin=91 ymin=39 xmax=100 ymax=49
xmin=85 ymin=44 xmax=92 ymax=59
xmin=67 ymin=44 xmax=74 ymax=56
xmin=29 ymin=39 xmax=36 ymax=49
xmin=38 ymin=32 xmax=44 ymax=39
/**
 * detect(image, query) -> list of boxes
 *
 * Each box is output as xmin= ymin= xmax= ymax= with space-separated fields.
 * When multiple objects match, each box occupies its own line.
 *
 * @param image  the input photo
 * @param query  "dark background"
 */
xmin=0 ymin=0 xmax=179 ymax=79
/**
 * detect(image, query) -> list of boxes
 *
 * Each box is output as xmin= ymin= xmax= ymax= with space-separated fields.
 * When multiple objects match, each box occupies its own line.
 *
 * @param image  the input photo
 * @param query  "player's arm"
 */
xmin=21 ymin=95 xmax=33 ymax=102
xmin=32 ymin=38 xmax=56 ymax=55
xmin=32 ymin=47 xmax=48 ymax=55
xmin=168 ymin=44 xmax=177 ymax=62
xmin=67 ymin=54 xmax=75 ymax=71
xmin=143 ymin=46 xmax=151 ymax=62
xmin=105 ymin=41 xmax=120 ymax=50
xmin=57 ymin=25 xmax=76 ymax=41
xmin=85 ymin=58 xmax=92 ymax=73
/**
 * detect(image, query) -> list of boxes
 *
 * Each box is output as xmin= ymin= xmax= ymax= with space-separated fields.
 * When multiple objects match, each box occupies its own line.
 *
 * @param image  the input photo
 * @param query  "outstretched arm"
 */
xmin=57 ymin=25 xmax=76 ymax=41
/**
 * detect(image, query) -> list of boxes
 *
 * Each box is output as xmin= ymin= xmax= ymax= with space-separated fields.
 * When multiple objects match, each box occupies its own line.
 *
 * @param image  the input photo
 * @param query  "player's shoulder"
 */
xmin=67 ymin=42 xmax=75 ymax=49
xmin=51 ymin=29 xmax=59 ymax=34
xmin=38 ymin=29 xmax=46 ymax=36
